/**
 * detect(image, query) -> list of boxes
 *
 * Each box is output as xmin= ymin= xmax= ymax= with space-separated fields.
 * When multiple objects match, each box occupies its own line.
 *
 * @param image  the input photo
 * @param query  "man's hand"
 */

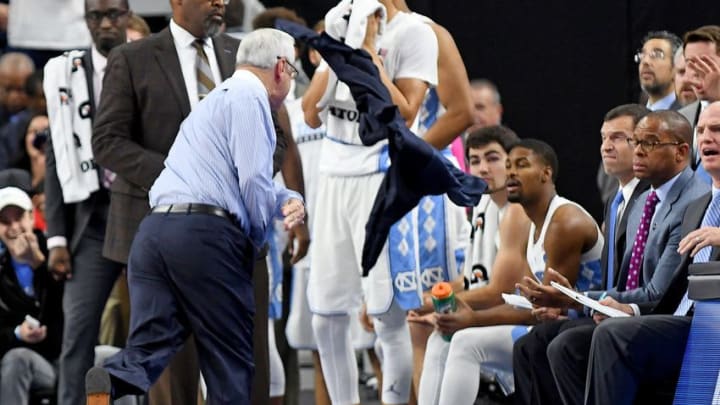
xmin=687 ymin=54 xmax=720 ymax=102
xmin=286 ymin=221 xmax=310 ymax=264
xmin=18 ymin=321 xmax=47 ymax=344
xmin=593 ymin=296 xmax=634 ymax=324
xmin=49 ymin=246 xmax=72 ymax=281
xmin=359 ymin=303 xmax=375 ymax=333
xmin=435 ymin=297 xmax=475 ymax=335
xmin=531 ymin=306 xmax=567 ymax=322
xmin=6 ymin=232 xmax=45 ymax=269
xmin=515 ymin=268 xmax=574 ymax=308
xmin=407 ymin=310 xmax=437 ymax=327
xmin=678 ymin=226 xmax=720 ymax=258
xmin=282 ymin=198 xmax=305 ymax=231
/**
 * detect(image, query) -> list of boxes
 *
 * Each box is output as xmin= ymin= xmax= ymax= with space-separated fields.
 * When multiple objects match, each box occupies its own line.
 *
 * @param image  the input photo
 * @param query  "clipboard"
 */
xmin=550 ymin=282 xmax=630 ymax=318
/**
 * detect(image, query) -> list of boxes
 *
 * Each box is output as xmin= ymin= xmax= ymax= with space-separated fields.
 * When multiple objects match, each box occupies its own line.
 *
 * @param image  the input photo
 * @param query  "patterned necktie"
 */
xmin=606 ymin=190 xmax=624 ymax=288
xmin=192 ymin=39 xmax=215 ymax=100
xmin=673 ymin=192 xmax=720 ymax=405
xmin=625 ymin=190 xmax=659 ymax=290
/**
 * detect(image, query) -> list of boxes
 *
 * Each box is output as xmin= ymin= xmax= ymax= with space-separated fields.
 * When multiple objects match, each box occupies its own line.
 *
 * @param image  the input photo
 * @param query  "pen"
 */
xmin=591 ymin=292 xmax=608 ymax=317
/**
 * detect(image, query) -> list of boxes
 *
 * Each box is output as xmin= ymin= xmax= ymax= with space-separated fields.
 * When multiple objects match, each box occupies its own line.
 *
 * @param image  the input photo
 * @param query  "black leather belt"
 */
xmin=150 ymin=203 xmax=238 ymax=226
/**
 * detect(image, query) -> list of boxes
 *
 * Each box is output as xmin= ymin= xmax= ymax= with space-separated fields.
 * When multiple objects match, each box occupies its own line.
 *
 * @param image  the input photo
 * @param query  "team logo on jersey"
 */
xmin=420 ymin=267 xmax=444 ymax=290
xmin=394 ymin=270 xmax=418 ymax=292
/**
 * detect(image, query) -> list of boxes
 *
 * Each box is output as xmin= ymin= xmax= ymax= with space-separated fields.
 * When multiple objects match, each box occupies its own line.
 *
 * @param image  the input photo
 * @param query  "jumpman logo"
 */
xmin=384 ymin=380 xmax=402 ymax=397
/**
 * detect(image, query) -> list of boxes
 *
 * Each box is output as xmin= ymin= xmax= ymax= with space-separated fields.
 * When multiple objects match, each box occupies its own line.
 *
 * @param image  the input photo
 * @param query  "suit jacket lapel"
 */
xmin=653 ymin=195 xmax=711 ymax=313
xmin=154 ymin=28 xmax=191 ymax=117
xmin=653 ymin=167 xmax=693 ymax=227
xmin=213 ymin=35 xmax=238 ymax=80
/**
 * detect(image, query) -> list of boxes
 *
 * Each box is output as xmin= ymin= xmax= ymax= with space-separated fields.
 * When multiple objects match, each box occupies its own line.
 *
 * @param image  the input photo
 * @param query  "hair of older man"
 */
xmin=470 ymin=78 xmax=501 ymax=104
xmin=235 ymin=28 xmax=295 ymax=69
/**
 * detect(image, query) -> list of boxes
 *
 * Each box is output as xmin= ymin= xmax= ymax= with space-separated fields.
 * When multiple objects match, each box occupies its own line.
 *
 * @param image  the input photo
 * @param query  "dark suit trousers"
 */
xmin=104 ymin=213 xmax=256 ymax=404
xmin=547 ymin=322 xmax=597 ymax=405
xmin=585 ymin=315 xmax=691 ymax=405
xmin=58 ymin=235 xmax=123 ymax=405
xmin=513 ymin=318 xmax=593 ymax=405
xmin=250 ymin=257 xmax=270 ymax=405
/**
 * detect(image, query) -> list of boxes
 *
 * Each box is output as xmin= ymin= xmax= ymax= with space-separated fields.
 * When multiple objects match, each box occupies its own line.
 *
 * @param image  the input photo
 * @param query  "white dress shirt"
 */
xmin=169 ymin=19 xmax=223 ymax=109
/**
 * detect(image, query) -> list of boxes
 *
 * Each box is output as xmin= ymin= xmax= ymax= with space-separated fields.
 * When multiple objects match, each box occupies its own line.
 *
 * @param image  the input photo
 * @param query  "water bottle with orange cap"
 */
xmin=431 ymin=281 xmax=457 ymax=341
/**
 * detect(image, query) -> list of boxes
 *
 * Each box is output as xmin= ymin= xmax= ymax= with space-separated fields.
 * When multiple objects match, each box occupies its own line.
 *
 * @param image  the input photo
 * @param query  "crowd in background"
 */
xmin=0 ymin=0 xmax=720 ymax=404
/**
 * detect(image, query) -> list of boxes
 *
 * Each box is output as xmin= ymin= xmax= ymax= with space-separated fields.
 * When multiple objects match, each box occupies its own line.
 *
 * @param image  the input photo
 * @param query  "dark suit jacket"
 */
xmin=598 ymin=180 xmax=649 ymax=290
xmin=45 ymin=50 xmax=110 ymax=252
xmin=639 ymin=192 xmax=720 ymax=314
xmin=679 ymin=100 xmax=702 ymax=128
xmin=588 ymin=167 xmax=709 ymax=302
xmin=92 ymin=28 xmax=239 ymax=263
xmin=679 ymin=101 xmax=703 ymax=169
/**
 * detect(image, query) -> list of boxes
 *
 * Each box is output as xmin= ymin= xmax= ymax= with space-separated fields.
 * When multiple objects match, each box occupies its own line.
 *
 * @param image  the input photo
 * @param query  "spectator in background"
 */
xmin=0 ymin=186 xmax=63 ymax=405
xmin=17 ymin=114 xmax=49 ymax=188
xmin=674 ymin=47 xmax=699 ymax=107
xmin=126 ymin=13 xmax=150 ymax=42
xmin=0 ymin=70 xmax=44 ymax=172
xmin=0 ymin=52 xmax=34 ymax=126
xmin=636 ymin=31 xmax=683 ymax=111
xmin=468 ymin=79 xmax=503 ymax=133
xmin=0 ymin=169 xmax=44 ymax=233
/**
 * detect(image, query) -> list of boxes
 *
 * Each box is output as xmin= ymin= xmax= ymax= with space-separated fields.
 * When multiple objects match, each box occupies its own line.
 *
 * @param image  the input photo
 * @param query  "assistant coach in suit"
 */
xmin=91 ymin=0 xmax=238 ymax=402
xmin=583 ymin=101 xmax=720 ymax=405
xmin=44 ymin=1 xmax=128 ymax=404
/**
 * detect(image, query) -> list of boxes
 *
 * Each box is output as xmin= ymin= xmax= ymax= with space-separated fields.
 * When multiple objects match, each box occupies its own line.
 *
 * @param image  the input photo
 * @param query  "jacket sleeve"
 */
xmin=91 ymin=46 xmax=166 ymax=191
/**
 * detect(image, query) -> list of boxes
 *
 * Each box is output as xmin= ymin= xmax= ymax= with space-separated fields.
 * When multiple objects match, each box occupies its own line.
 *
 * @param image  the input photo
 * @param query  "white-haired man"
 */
xmin=85 ymin=28 xmax=306 ymax=405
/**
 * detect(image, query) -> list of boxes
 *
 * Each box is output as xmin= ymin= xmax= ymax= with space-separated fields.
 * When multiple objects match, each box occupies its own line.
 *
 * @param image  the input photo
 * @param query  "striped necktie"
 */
xmin=192 ymin=39 xmax=215 ymax=100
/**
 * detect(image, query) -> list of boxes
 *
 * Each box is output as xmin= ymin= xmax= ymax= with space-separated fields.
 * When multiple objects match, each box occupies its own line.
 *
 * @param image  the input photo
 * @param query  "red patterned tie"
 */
xmin=625 ymin=190 xmax=659 ymax=290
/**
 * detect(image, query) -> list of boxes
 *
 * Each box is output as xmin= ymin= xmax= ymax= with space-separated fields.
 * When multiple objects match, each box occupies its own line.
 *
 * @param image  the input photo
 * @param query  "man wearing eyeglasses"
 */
xmin=42 ymin=1 xmax=130 ymax=404
xmin=90 ymin=0 xmax=240 ymax=403
xmin=513 ymin=110 xmax=708 ymax=405
xmin=636 ymin=31 xmax=684 ymax=112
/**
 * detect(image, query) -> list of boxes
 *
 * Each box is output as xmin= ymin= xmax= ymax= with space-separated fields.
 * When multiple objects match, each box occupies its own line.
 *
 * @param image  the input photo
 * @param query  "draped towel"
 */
xmin=44 ymin=50 xmax=99 ymax=203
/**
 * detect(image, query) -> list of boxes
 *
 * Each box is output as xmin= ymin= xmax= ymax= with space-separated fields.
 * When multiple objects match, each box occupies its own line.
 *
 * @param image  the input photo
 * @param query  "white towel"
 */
xmin=464 ymin=195 xmax=502 ymax=288
xmin=44 ymin=50 xmax=100 ymax=203
xmin=317 ymin=0 xmax=387 ymax=115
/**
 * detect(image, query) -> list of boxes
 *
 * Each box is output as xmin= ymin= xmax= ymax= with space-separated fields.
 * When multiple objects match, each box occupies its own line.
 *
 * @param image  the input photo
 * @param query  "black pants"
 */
xmin=513 ymin=318 xmax=594 ymax=405
xmin=105 ymin=213 xmax=256 ymax=404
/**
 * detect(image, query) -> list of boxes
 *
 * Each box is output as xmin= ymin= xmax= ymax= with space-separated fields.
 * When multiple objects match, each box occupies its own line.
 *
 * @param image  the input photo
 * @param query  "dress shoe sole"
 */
xmin=86 ymin=366 xmax=112 ymax=405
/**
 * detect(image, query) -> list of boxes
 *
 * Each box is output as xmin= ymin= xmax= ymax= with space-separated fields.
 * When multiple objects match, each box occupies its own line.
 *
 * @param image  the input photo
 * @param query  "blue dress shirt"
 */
xmin=150 ymin=69 xmax=302 ymax=249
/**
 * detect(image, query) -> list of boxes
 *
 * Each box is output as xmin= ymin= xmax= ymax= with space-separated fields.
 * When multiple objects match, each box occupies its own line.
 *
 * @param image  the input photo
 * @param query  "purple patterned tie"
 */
xmin=625 ymin=190 xmax=659 ymax=290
